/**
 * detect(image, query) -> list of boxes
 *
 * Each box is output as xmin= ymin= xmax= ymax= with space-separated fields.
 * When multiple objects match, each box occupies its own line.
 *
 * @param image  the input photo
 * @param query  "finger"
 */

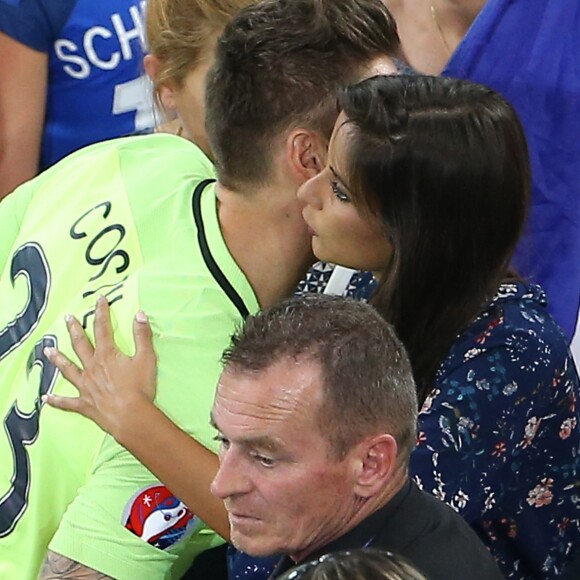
xmin=94 ymin=295 xmax=114 ymax=351
xmin=42 ymin=393 xmax=84 ymax=414
xmin=133 ymin=311 xmax=155 ymax=361
xmin=65 ymin=314 xmax=94 ymax=363
xmin=44 ymin=347 xmax=84 ymax=392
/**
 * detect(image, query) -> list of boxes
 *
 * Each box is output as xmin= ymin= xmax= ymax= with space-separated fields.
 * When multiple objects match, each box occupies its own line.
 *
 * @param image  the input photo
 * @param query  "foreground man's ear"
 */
xmin=352 ymin=433 xmax=398 ymax=498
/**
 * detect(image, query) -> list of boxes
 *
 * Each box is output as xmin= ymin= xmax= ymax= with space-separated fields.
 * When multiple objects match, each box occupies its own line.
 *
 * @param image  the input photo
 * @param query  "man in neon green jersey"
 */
xmin=0 ymin=1 xmax=400 ymax=578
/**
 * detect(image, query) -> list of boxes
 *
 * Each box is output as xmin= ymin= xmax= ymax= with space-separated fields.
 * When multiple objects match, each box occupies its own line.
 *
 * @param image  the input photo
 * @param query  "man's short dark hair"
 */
xmin=222 ymin=294 xmax=418 ymax=464
xmin=205 ymin=0 xmax=401 ymax=191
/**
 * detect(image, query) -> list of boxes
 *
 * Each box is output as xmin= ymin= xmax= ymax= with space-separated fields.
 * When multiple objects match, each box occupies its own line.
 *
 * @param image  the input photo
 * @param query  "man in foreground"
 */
xmin=210 ymin=294 xmax=504 ymax=579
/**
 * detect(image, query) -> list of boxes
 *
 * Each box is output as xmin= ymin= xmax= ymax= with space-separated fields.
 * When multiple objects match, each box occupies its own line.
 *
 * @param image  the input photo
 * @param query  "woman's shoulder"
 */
xmin=420 ymin=281 xmax=578 ymax=443
xmin=438 ymin=281 xmax=576 ymax=385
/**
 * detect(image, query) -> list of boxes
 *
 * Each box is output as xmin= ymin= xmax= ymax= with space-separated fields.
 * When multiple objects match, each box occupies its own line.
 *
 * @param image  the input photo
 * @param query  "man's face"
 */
xmin=210 ymin=357 xmax=360 ymax=561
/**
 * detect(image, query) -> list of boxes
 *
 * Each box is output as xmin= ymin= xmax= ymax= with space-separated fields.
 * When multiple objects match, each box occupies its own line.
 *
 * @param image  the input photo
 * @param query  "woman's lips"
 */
xmin=302 ymin=210 xmax=317 ymax=236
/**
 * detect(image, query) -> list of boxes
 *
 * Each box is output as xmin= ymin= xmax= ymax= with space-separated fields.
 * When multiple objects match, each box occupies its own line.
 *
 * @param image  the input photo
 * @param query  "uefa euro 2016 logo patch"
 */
xmin=122 ymin=484 xmax=199 ymax=549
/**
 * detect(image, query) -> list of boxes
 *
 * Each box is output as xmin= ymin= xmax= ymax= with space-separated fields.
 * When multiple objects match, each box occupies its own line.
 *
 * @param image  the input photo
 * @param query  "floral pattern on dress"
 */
xmin=411 ymin=282 xmax=580 ymax=579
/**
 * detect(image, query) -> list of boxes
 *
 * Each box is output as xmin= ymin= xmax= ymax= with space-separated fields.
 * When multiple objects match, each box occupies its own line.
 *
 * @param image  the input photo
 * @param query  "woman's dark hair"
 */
xmin=338 ymin=75 xmax=531 ymax=404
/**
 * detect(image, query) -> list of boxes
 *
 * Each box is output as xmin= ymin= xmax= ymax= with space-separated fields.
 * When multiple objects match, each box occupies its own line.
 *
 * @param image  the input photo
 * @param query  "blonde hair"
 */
xmin=145 ymin=0 xmax=257 ymax=89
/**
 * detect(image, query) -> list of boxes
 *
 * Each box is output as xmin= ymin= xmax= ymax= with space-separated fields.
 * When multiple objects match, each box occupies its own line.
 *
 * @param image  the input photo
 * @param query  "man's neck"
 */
xmin=216 ymin=182 xmax=315 ymax=309
xmin=289 ymin=466 xmax=409 ymax=564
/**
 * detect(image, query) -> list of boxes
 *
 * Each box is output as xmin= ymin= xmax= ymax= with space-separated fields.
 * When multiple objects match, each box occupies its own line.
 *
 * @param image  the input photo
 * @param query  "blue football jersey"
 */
xmin=0 ymin=0 xmax=155 ymax=169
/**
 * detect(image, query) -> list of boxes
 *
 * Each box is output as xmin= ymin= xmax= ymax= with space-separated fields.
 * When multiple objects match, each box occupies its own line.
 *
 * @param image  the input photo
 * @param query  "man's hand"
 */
xmin=40 ymin=551 xmax=113 ymax=579
xmin=43 ymin=295 xmax=158 ymax=440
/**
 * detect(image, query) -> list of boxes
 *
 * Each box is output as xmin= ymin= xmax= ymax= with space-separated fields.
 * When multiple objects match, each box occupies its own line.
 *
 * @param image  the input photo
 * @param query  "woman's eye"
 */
xmin=331 ymin=181 xmax=351 ymax=202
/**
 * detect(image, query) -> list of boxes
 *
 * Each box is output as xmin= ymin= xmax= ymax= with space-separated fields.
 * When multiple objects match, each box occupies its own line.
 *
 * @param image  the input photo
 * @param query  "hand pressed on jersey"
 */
xmin=43 ymin=295 xmax=158 ymax=441
xmin=43 ymin=296 xmax=230 ymax=540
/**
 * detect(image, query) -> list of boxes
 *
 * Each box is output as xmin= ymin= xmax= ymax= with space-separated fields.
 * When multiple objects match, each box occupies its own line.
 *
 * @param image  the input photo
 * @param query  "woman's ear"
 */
xmin=144 ymin=54 xmax=177 ymax=112
xmin=143 ymin=54 xmax=160 ymax=83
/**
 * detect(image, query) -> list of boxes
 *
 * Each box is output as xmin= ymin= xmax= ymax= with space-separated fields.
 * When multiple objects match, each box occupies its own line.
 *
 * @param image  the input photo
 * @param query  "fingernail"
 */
xmin=41 ymin=395 xmax=48 ymax=403
xmin=135 ymin=310 xmax=148 ymax=323
xmin=65 ymin=313 xmax=74 ymax=324
xmin=43 ymin=347 xmax=56 ymax=357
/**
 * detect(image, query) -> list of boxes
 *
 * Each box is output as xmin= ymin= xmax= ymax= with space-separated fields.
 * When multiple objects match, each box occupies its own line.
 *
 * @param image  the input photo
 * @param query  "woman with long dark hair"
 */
xmin=300 ymin=75 xmax=530 ymax=404
xmin=297 ymin=75 xmax=579 ymax=579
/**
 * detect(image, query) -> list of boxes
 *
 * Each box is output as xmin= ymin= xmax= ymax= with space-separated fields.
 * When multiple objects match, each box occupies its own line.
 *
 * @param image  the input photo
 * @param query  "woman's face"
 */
xmin=297 ymin=113 xmax=393 ymax=273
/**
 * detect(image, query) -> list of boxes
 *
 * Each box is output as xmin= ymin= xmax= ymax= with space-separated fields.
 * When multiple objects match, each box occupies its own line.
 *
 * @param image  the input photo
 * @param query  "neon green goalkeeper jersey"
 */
xmin=0 ymin=134 xmax=259 ymax=580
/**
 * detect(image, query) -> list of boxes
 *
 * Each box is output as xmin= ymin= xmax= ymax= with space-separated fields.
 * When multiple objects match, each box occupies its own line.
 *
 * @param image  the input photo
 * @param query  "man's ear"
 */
xmin=144 ymin=54 xmax=177 ymax=111
xmin=286 ymin=129 xmax=327 ymax=181
xmin=351 ymin=434 xmax=398 ymax=498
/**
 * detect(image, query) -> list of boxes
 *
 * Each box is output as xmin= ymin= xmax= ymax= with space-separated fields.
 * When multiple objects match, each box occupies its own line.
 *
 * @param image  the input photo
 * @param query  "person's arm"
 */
xmin=0 ymin=32 xmax=47 ymax=200
xmin=44 ymin=297 xmax=229 ymax=539
xmin=40 ymin=552 xmax=113 ymax=580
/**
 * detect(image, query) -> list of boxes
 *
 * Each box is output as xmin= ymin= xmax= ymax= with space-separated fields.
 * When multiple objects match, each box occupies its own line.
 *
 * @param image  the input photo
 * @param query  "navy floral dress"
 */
xmin=411 ymin=282 xmax=580 ymax=578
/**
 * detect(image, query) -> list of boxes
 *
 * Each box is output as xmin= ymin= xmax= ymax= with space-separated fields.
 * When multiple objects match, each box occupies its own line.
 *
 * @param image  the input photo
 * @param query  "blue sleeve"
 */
xmin=410 ymin=315 xmax=580 ymax=524
xmin=444 ymin=1 xmax=580 ymax=340
xmin=0 ymin=0 xmax=77 ymax=51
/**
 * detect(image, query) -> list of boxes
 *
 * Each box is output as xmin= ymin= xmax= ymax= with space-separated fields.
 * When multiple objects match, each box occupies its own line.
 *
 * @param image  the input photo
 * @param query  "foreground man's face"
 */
xmin=210 ymin=356 xmax=360 ymax=561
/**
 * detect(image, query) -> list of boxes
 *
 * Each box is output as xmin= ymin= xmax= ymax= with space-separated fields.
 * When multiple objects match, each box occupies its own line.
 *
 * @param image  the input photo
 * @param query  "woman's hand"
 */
xmin=43 ymin=296 xmax=158 ymax=439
